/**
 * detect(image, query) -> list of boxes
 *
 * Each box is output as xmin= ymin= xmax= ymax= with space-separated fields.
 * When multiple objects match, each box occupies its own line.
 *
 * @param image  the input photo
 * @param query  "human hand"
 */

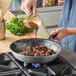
xmin=50 ymin=28 xmax=69 ymax=41
xmin=21 ymin=0 xmax=36 ymax=15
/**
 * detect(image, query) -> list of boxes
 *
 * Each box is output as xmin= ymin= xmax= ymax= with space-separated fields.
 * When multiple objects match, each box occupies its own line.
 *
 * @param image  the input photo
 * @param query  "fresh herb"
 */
xmin=5 ymin=17 xmax=34 ymax=36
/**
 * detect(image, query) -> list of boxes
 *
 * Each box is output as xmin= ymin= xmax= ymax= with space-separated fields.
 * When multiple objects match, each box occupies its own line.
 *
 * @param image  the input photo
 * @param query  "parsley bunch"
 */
xmin=5 ymin=17 xmax=33 ymax=36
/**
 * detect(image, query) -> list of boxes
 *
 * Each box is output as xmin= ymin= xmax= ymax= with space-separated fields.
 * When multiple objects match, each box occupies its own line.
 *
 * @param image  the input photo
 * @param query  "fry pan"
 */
xmin=10 ymin=35 xmax=62 ymax=63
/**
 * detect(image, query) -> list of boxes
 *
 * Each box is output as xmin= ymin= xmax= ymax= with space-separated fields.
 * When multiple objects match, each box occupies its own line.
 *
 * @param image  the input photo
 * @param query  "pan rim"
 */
xmin=10 ymin=38 xmax=62 ymax=58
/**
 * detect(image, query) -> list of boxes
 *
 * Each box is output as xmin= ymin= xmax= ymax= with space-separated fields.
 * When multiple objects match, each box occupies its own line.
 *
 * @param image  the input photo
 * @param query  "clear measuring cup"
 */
xmin=23 ymin=14 xmax=41 ymax=30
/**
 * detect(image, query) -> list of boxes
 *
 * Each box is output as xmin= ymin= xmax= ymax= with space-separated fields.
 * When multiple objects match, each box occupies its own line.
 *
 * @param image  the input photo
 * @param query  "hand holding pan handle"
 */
xmin=49 ymin=34 xmax=58 ymax=40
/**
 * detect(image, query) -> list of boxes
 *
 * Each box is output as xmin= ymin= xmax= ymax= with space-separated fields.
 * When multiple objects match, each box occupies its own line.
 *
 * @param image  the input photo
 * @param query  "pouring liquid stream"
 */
xmin=29 ymin=22 xmax=39 ymax=49
xmin=35 ymin=27 xmax=38 ymax=49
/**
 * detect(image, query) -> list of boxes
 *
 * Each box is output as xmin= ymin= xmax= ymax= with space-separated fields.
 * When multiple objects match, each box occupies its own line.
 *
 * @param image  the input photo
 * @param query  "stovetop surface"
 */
xmin=0 ymin=52 xmax=76 ymax=76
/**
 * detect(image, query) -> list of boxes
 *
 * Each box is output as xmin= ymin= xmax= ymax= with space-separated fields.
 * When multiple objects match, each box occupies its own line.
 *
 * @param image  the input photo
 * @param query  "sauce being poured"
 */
xmin=29 ymin=22 xmax=39 ymax=49
xmin=35 ymin=30 xmax=38 ymax=49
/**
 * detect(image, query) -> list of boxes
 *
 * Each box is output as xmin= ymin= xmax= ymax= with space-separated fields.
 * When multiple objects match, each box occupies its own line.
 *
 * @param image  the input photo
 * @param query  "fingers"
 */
xmin=50 ymin=28 xmax=62 ymax=41
xmin=21 ymin=6 xmax=31 ymax=14
xmin=21 ymin=0 xmax=31 ymax=14
xmin=53 ymin=36 xmax=62 ymax=41
xmin=21 ymin=5 xmax=26 ymax=13
xmin=50 ymin=28 xmax=69 ymax=41
xmin=33 ymin=2 xmax=36 ymax=16
xmin=50 ymin=28 xmax=59 ymax=35
xmin=21 ymin=0 xmax=36 ymax=15
xmin=23 ymin=4 xmax=31 ymax=14
xmin=25 ymin=5 xmax=31 ymax=14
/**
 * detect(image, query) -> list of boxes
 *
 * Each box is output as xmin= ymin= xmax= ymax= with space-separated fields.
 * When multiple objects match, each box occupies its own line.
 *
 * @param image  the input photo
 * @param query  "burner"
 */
xmin=32 ymin=63 xmax=40 ymax=68
xmin=24 ymin=62 xmax=28 ymax=67
xmin=24 ymin=62 xmax=40 ymax=68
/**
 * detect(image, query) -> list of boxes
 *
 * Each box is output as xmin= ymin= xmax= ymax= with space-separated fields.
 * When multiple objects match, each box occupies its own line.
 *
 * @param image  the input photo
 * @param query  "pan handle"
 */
xmin=49 ymin=34 xmax=58 ymax=40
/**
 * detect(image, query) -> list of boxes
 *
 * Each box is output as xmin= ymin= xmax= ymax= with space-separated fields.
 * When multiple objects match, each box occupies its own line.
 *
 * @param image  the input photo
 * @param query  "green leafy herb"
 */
xmin=5 ymin=17 xmax=34 ymax=36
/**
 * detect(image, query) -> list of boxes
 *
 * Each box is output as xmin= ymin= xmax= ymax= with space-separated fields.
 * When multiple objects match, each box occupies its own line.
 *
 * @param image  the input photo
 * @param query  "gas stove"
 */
xmin=0 ymin=52 xmax=76 ymax=76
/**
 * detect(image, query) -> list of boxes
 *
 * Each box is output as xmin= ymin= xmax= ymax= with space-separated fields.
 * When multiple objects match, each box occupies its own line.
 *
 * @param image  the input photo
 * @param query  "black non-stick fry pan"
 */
xmin=10 ymin=34 xmax=62 ymax=63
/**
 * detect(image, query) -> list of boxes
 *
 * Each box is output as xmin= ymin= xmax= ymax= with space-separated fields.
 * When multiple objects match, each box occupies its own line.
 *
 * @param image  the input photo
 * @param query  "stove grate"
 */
xmin=0 ymin=52 xmax=76 ymax=76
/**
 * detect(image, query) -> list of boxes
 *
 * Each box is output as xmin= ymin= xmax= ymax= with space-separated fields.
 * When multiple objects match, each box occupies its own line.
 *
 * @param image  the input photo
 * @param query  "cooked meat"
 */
xmin=18 ymin=45 xmax=56 ymax=56
xmin=40 ymin=53 xmax=46 ymax=56
xmin=47 ymin=49 xmax=53 ymax=53
xmin=45 ymin=52 xmax=50 ymax=56
xmin=39 ymin=45 xmax=46 ymax=48
xmin=18 ymin=50 xmax=25 ymax=55
xmin=33 ymin=47 xmax=39 ymax=52
xmin=35 ymin=46 xmax=39 ymax=49
xmin=25 ymin=49 xmax=33 ymax=55
xmin=34 ymin=52 xmax=40 ymax=56
xmin=26 ymin=46 xmax=31 ymax=51
xmin=39 ymin=50 xmax=45 ymax=54
xmin=52 ymin=51 xmax=56 ymax=54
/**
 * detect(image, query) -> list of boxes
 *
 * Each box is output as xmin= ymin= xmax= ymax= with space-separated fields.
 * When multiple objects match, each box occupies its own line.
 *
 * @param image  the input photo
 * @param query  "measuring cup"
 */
xmin=23 ymin=14 xmax=41 ymax=30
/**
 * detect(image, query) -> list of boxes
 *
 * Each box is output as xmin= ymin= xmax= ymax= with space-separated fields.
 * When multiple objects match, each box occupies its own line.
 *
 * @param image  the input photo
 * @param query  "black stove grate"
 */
xmin=0 ymin=52 xmax=76 ymax=76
